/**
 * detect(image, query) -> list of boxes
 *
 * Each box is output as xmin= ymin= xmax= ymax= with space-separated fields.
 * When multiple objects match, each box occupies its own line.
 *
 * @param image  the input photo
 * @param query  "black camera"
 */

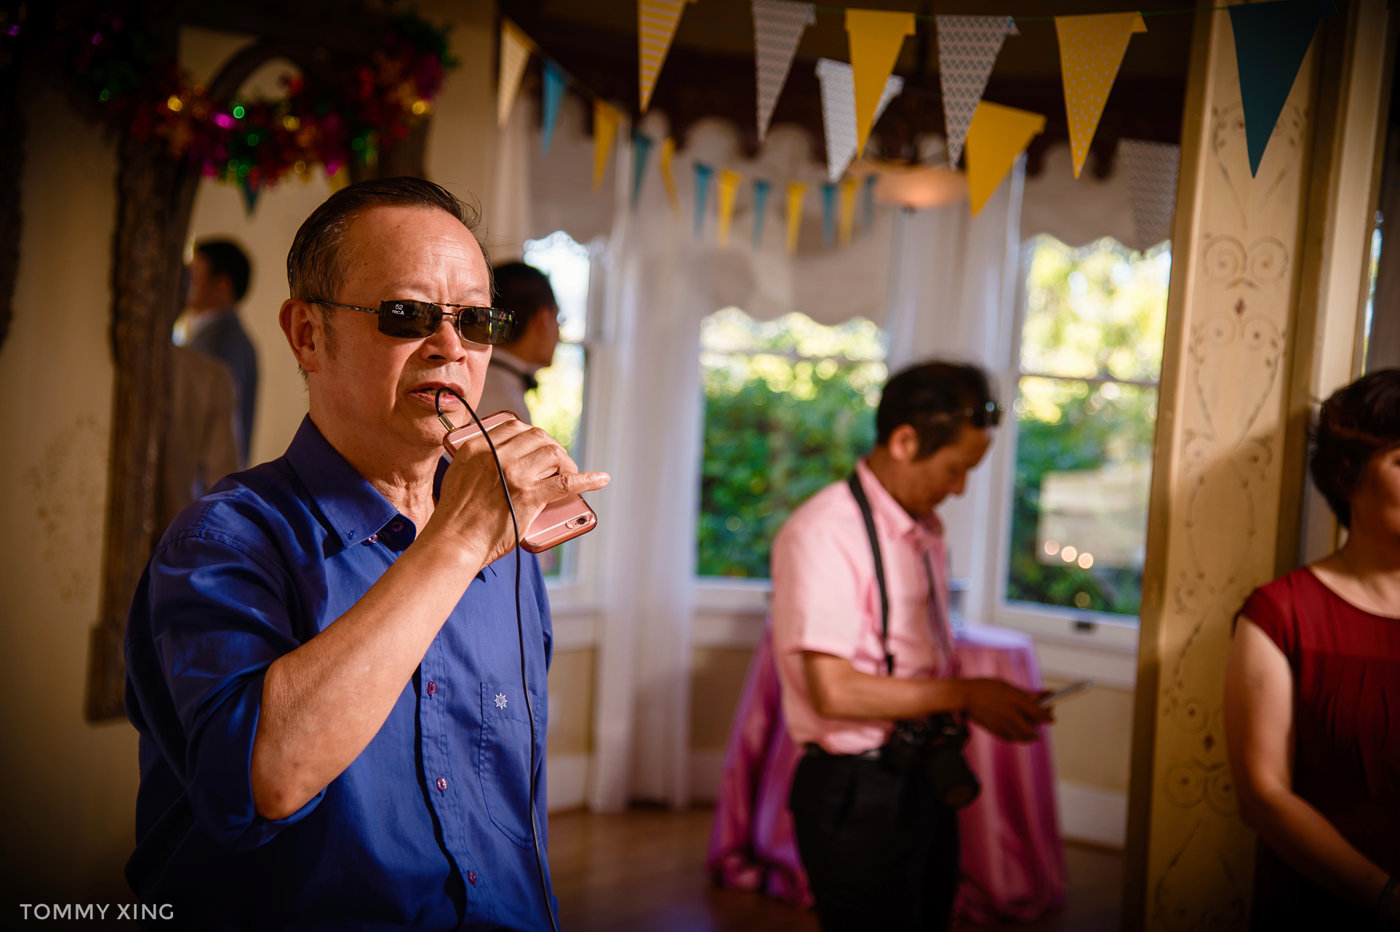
xmin=880 ymin=714 xmax=981 ymax=809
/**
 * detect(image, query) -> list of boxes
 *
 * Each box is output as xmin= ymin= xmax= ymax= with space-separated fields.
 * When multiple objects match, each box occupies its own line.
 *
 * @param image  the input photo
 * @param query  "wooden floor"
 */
xmin=549 ymin=806 xmax=1124 ymax=932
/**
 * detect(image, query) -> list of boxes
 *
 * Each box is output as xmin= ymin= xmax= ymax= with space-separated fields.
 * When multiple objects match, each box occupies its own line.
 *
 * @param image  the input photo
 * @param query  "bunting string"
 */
xmin=495 ymin=0 xmax=1331 ymax=246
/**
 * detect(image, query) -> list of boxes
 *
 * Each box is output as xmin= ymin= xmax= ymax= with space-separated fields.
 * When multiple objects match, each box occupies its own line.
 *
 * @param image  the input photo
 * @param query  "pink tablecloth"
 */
xmin=706 ymin=625 xmax=1066 ymax=924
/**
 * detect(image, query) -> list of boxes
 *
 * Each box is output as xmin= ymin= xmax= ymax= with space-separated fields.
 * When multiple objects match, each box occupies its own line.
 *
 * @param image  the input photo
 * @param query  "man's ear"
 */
xmin=886 ymin=423 xmax=921 ymax=463
xmin=280 ymin=299 xmax=324 ymax=373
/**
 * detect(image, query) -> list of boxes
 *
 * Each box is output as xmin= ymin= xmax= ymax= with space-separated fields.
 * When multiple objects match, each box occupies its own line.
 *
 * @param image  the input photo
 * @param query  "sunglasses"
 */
xmin=311 ymin=299 xmax=518 ymax=345
xmin=966 ymin=401 xmax=1004 ymax=428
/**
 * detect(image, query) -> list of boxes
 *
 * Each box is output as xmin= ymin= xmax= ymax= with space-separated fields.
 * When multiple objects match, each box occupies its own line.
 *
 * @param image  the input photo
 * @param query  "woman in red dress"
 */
xmin=1225 ymin=368 xmax=1400 ymax=929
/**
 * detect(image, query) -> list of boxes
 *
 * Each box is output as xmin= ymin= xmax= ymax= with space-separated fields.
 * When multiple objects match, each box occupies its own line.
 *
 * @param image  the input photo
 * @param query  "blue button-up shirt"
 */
xmin=125 ymin=417 xmax=556 ymax=930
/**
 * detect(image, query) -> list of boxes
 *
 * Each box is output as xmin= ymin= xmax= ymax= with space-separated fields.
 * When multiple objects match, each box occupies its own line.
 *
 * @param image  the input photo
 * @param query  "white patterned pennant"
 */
xmin=753 ymin=0 xmax=814 ymax=142
xmin=1119 ymin=139 xmax=1180 ymax=251
xmin=936 ymin=16 xmax=1013 ymax=169
xmin=497 ymin=20 xmax=534 ymax=128
xmin=815 ymin=58 xmax=903 ymax=182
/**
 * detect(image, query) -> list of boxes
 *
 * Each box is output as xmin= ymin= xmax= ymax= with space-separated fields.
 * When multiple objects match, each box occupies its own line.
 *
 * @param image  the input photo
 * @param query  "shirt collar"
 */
xmin=490 ymin=348 xmax=541 ymax=376
xmin=284 ymin=416 xmax=409 ymax=547
xmin=854 ymin=457 xmax=944 ymax=549
xmin=185 ymin=305 xmax=239 ymax=341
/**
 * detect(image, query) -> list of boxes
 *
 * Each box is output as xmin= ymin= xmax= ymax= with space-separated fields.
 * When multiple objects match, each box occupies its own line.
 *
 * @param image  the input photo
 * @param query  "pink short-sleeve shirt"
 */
xmin=770 ymin=459 xmax=951 ymax=755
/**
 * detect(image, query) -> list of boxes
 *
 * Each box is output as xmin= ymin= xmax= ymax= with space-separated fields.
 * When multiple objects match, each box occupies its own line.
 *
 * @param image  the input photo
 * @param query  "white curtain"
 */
xmin=490 ymin=92 xmax=1025 ymax=809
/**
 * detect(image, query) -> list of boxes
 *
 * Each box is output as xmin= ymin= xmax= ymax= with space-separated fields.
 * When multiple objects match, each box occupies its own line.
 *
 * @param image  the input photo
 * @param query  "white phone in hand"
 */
xmin=1040 ymin=679 xmax=1094 ymax=707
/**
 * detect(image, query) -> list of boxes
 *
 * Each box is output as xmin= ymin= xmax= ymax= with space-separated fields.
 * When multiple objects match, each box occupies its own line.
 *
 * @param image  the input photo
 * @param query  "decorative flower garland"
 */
xmin=48 ymin=6 xmax=455 ymax=195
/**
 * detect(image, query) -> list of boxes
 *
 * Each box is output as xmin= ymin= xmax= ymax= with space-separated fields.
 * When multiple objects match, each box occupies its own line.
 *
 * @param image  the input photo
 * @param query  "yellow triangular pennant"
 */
xmin=845 ymin=9 xmax=914 ymax=157
xmin=326 ymin=163 xmax=351 ymax=194
xmin=639 ymin=0 xmax=696 ymax=113
xmin=965 ymin=101 xmax=1045 ymax=216
xmin=659 ymin=137 xmax=680 ymax=214
xmin=786 ymin=181 xmax=807 ymax=255
xmin=593 ymin=101 xmax=621 ymax=190
xmin=1055 ymin=12 xmax=1147 ymax=178
xmin=498 ymin=20 xmax=534 ymax=128
xmin=838 ymin=176 xmax=858 ymax=245
xmin=717 ymin=169 xmax=743 ymax=247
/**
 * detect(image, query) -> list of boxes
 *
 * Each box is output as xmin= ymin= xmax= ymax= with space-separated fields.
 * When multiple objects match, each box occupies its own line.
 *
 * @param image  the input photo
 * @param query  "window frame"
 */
xmin=527 ymin=233 xmax=606 ymax=613
xmin=692 ymin=307 xmax=888 ymax=587
xmin=974 ymin=237 xmax=1170 ymax=688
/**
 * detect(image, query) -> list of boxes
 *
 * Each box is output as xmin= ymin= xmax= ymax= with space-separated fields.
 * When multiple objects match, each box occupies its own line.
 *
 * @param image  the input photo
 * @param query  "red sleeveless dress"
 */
xmin=1239 ymin=567 xmax=1400 ymax=929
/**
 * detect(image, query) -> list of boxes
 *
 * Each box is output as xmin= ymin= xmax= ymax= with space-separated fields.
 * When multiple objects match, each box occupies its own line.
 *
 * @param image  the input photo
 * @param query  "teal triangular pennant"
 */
xmin=752 ymin=179 xmax=771 ymax=249
xmin=631 ymin=133 xmax=654 ymax=209
xmin=1228 ymin=0 xmax=1333 ymax=176
xmin=542 ymin=60 xmax=567 ymax=156
xmin=821 ymin=182 xmax=836 ymax=248
xmin=694 ymin=163 xmax=714 ymax=239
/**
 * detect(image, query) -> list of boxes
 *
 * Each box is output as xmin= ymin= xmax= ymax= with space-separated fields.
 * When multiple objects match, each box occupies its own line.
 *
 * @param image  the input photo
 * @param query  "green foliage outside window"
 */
xmin=1006 ymin=237 xmax=1169 ymax=617
xmin=697 ymin=310 xmax=885 ymax=579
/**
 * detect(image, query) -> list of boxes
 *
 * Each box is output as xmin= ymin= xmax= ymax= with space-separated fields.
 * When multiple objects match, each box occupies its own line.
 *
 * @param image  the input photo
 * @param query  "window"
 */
xmin=521 ymin=231 xmax=593 ymax=580
xmin=696 ymin=308 xmax=886 ymax=579
xmin=996 ymin=236 xmax=1170 ymax=626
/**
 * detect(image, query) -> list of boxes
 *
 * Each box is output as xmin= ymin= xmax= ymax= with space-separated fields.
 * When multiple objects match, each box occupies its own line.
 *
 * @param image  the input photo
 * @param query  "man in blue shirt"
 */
xmin=124 ymin=177 xmax=610 ymax=930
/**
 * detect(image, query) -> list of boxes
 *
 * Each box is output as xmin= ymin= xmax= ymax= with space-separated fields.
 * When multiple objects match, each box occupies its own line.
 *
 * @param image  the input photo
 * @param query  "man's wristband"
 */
xmin=1379 ymin=875 xmax=1398 ymax=920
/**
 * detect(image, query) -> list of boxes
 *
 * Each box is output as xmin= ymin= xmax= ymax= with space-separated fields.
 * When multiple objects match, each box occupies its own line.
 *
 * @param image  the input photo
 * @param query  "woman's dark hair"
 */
xmin=1309 ymin=368 xmax=1400 ymax=528
xmin=875 ymin=361 xmax=997 ymax=459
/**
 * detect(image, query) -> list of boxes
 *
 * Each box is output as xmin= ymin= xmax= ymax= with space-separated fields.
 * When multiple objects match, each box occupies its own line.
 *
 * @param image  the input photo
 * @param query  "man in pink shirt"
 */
xmin=770 ymin=360 xmax=1053 ymax=931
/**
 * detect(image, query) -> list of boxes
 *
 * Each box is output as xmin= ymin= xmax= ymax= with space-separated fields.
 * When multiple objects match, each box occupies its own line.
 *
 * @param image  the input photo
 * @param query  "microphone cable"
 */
xmin=435 ymin=387 xmax=560 ymax=932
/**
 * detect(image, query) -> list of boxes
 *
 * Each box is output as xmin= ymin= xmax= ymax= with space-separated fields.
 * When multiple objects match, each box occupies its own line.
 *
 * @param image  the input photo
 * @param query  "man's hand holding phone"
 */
xmin=436 ymin=410 xmax=607 ymax=561
xmin=1038 ymin=679 xmax=1094 ymax=708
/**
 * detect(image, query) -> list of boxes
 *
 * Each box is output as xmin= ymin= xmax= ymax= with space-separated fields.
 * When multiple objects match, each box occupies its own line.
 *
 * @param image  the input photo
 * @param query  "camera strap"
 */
xmin=846 ymin=471 xmax=896 ymax=675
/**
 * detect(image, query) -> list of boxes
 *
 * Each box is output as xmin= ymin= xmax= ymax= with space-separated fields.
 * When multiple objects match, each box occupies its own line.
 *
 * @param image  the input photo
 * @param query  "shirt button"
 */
xmin=366 ymin=533 xmax=378 ymax=544
xmin=426 ymin=681 xmax=438 ymax=696
xmin=467 ymin=871 xmax=478 ymax=885
xmin=436 ymin=777 xmax=447 ymax=792
xmin=391 ymin=520 xmax=404 ymax=532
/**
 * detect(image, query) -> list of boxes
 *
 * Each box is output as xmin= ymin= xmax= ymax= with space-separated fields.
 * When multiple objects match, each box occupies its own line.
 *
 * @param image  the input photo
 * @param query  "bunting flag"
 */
xmin=541 ymin=60 xmax=567 ymax=156
xmin=821 ymin=182 xmax=837 ymax=247
xmin=631 ymin=133 xmax=655 ymax=208
xmin=786 ymin=181 xmax=807 ymax=255
xmin=753 ymin=0 xmax=815 ymax=142
xmin=838 ymin=176 xmax=859 ymax=245
xmin=498 ymin=20 xmax=534 ymax=128
xmin=753 ymin=179 xmax=771 ymax=248
xmin=694 ymin=163 xmax=714 ymax=238
xmin=1055 ymin=12 xmax=1147 ymax=178
xmin=1120 ymin=139 xmax=1180 ymax=250
xmin=936 ymin=16 xmax=1015 ymax=168
xmin=1229 ymin=0 xmax=1332 ymax=176
xmin=965 ymin=100 xmax=1045 ymax=216
xmin=593 ymin=100 xmax=621 ymax=190
xmin=816 ymin=58 xmax=904 ymax=182
xmin=660 ymin=137 xmax=680 ymax=214
xmin=326 ymin=164 xmax=351 ymax=195
xmin=239 ymin=180 xmax=260 ymax=216
xmin=717 ymin=169 xmax=743 ymax=246
xmin=846 ymin=10 xmax=915 ymax=157
xmin=639 ymin=0 xmax=695 ymax=113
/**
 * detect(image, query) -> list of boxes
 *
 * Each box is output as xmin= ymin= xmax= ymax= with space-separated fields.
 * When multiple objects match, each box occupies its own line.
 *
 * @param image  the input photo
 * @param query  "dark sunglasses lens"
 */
xmin=378 ymin=300 xmax=440 ymax=337
xmin=457 ymin=308 xmax=517 ymax=345
xmin=969 ymin=403 xmax=1002 ymax=428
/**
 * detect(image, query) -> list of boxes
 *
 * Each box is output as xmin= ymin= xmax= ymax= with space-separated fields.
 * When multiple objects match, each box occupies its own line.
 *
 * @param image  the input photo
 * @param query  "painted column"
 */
xmin=1126 ymin=10 xmax=1320 ymax=931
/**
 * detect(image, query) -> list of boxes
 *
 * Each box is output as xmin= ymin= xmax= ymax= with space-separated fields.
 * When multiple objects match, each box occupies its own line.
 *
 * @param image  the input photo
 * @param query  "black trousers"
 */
xmin=789 ymin=748 xmax=961 ymax=932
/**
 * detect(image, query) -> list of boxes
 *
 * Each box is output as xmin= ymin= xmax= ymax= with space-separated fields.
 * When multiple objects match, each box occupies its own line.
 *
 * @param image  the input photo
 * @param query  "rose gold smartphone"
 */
xmin=441 ymin=411 xmax=597 ymax=553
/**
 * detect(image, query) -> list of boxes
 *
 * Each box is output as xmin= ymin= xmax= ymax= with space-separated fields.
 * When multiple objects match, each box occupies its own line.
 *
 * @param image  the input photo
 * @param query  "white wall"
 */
xmin=0 ymin=80 xmax=134 ymax=903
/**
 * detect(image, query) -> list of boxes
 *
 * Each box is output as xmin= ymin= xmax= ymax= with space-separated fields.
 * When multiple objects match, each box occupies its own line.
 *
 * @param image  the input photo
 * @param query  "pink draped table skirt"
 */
xmin=706 ymin=625 xmax=1067 ymax=924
